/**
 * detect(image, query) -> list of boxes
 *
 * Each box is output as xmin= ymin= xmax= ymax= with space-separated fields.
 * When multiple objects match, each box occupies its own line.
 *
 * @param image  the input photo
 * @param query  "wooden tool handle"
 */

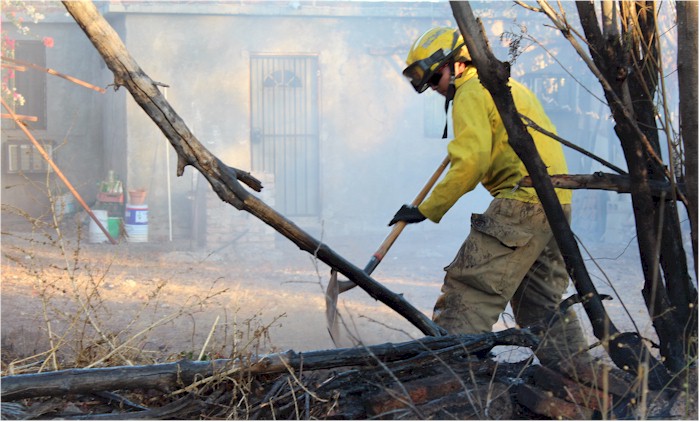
xmin=367 ymin=155 xmax=450 ymax=274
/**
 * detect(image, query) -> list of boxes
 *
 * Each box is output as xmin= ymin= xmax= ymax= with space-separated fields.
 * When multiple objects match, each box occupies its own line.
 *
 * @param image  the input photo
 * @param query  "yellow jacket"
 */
xmin=418 ymin=66 xmax=572 ymax=223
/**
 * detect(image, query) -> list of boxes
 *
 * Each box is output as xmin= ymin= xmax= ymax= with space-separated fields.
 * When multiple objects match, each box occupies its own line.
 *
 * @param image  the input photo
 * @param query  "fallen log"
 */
xmin=1 ymin=328 xmax=539 ymax=401
xmin=2 ymin=329 xmax=688 ymax=420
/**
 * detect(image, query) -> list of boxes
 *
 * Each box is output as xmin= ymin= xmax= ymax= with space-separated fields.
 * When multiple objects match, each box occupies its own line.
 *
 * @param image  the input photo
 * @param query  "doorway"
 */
xmin=250 ymin=55 xmax=320 ymax=217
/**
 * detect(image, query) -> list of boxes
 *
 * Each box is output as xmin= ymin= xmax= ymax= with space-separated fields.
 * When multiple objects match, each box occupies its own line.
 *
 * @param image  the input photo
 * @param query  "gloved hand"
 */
xmin=388 ymin=204 xmax=426 ymax=226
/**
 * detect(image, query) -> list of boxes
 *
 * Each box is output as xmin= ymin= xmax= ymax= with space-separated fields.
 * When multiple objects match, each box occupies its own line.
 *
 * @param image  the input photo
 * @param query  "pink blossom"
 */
xmin=43 ymin=37 xmax=54 ymax=48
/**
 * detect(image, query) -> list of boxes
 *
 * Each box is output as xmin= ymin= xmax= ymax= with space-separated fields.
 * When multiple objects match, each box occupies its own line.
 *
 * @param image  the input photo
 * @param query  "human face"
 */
xmin=428 ymin=65 xmax=450 ymax=97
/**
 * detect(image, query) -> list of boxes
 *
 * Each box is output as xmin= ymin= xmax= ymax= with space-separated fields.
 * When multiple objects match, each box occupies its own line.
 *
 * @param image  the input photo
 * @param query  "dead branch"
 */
xmin=519 ymin=173 xmax=685 ymax=197
xmin=60 ymin=0 xmax=443 ymax=338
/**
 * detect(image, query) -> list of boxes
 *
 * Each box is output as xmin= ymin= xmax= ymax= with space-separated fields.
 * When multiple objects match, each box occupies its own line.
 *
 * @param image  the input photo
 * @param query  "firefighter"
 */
xmin=391 ymin=27 xmax=590 ymax=366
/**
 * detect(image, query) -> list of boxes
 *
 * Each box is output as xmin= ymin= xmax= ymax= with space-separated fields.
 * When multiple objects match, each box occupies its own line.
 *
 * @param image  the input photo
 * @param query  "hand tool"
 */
xmin=325 ymin=155 xmax=450 ymax=345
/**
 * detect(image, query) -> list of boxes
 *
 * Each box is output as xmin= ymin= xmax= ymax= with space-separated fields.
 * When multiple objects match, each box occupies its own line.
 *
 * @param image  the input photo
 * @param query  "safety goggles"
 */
xmin=427 ymin=69 xmax=445 ymax=88
xmin=403 ymin=48 xmax=452 ymax=93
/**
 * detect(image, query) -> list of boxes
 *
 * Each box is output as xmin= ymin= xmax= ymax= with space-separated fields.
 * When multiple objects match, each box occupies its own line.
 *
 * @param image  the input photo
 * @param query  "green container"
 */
xmin=107 ymin=217 xmax=121 ymax=240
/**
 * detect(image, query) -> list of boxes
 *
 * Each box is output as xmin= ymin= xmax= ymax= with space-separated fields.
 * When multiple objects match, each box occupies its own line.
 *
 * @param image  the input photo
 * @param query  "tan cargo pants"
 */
xmin=433 ymin=198 xmax=590 ymax=366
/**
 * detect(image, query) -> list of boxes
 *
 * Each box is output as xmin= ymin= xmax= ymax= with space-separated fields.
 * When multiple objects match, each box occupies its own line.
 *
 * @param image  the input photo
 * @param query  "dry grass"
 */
xmin=0 ymin=188 xmax=284 ymax=374
xmin=1 ymin=191 xmax=697 ymax=419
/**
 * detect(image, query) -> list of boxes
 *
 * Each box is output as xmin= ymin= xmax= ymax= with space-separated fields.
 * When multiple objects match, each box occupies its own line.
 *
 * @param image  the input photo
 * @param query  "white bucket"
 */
xmin=88 ymin=210 xmax=109 ymax=243
xmin=125 ymin=203 xmax=148 ymax=243
xmin=125 ymin=222 xmax=148 ymax=243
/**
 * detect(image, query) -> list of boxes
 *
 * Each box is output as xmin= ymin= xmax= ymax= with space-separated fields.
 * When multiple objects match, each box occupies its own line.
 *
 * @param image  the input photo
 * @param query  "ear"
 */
xmin=454 ymin=61 xmax=467 ymax=77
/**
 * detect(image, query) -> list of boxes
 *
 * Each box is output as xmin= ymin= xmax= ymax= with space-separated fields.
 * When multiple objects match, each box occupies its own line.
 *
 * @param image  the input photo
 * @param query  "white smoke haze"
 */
xmin=1 ymin=0 xmax=682 ymax=353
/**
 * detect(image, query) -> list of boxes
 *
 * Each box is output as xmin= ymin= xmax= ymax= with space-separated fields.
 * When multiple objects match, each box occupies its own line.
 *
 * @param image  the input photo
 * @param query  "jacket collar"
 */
xmin=454 ymin=65 xmax=478 ymax=90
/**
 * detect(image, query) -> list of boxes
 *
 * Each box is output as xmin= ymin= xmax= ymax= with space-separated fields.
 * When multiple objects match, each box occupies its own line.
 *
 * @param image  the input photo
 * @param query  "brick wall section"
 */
xmin=205 ymin=172 xmax=276 ymax=251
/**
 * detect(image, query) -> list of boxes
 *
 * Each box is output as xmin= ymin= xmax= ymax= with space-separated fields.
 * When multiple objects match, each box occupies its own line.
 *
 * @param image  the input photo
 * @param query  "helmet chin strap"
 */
xmin=442 ymin=65 xmax=456 ymax=139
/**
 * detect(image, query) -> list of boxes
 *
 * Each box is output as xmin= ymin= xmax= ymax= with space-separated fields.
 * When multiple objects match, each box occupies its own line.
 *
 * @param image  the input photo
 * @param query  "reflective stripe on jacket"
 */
xmin=418 ymin=66 xmax=572 ymax=223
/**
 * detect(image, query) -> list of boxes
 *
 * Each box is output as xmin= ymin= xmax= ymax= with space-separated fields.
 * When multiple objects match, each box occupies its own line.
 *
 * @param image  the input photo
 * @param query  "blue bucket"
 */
xmin=124 ymin=204 xmax=148 ymax=225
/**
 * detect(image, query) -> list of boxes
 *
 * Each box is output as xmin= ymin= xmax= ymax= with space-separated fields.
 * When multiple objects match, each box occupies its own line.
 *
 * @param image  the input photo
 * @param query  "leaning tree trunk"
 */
xmin=60 ymin=0 xmax=445 ymax=339
xmin=449 ymin=1 xmax=671 ymax=389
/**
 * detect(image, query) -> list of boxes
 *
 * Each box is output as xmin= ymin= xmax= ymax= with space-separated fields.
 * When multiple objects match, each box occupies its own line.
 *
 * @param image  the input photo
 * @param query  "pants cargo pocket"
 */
xmin=444 ymin=212 xmax=534 ymax=296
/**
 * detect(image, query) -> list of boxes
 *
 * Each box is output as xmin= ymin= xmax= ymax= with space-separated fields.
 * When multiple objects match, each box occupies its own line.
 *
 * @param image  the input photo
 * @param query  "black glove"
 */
xmin=388 ymin=204 xmax=426 ymax=226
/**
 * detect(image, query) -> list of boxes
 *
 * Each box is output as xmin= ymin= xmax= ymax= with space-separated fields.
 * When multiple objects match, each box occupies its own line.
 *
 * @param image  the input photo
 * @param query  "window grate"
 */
xmin=4 ymin=140 xmax=53 ymax=174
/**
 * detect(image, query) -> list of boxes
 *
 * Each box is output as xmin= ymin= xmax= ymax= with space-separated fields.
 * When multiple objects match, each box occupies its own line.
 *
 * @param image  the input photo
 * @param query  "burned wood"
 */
xmin=0 ymin=359 xmax=228 ymax=402
xmin=1 ymin=329 xmax=538 ymax=401
xmin=368 ymin=377 xmax=513 ymax=420
xmin=260 ymin=349 xmax=526 ymax=419
xmin=531 ymin=364 xmax=636 ymax=419
xmin=92 ymin=391 xmax=149 ymax=411
xmin=366 ymin=366 xmax=488 ymax=415
xmin=64 ymin=394 xmax=201 ymax=420
xmin=2 ymin=334 xmax=686 ymax=419
xmin=414 ymin=382 xmax=513 ymax=420
xmin=519 ymin=172 xmax=686 ymax=198
xmin=517 ymin=383 xmax=595 ymax=420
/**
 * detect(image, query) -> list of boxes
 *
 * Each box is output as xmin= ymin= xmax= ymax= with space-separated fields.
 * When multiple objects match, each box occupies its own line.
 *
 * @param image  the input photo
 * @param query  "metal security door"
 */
xmin=251 ymin=55 xmax=319 ymax=217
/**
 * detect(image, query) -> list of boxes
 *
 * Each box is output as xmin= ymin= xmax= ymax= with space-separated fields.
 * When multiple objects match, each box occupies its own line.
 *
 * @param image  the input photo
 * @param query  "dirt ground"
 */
xmin=0 ymin=214 xmax=666 ymax=372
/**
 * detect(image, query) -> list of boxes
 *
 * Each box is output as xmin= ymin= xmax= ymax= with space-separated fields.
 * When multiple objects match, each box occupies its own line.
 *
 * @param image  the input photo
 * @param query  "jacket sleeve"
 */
xmin=418 ymin=84 xmax=492 ymax=223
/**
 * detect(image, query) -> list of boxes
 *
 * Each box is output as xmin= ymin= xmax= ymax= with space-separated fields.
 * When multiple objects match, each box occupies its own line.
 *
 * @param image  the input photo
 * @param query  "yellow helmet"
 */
xmin=403 ymin=27 xmax=470 ymax=93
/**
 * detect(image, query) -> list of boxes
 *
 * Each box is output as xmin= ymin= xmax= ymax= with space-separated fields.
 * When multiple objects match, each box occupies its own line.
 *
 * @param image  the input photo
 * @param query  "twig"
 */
xmin=198 ymin=315 xmax=220 ymax=361
xmin=519 ymin=114 xmax=626 ymax=174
